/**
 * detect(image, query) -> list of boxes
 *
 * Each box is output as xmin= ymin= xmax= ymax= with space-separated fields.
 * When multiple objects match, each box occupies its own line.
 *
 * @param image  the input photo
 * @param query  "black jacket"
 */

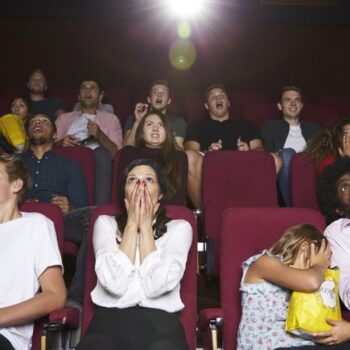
xmin=261 ymin=119 xmax=321 ymax=153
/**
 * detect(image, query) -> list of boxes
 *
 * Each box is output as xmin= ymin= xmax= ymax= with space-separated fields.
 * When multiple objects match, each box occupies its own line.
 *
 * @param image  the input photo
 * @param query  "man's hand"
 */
xmin=87 ymin=120 xmax=101 ymax=140
xmin=51 ymin=194 xmax=72 ymax=214
xmin=237 ymin=137 xmax=250 ymax=151
xmin=313 ymin=319 xmax=350 ymax=345
xmin=208 ymin=139 xmax=223 ymax=151
xmin=62 ymin=135 xmax=80 ymax=147
xmin=134 ymin=103 xmax=148 ymax=122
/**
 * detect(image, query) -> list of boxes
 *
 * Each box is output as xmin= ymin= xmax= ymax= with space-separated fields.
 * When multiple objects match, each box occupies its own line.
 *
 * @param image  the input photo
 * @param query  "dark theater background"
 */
xmin=0 ymin=0 xmax=349 ymax=120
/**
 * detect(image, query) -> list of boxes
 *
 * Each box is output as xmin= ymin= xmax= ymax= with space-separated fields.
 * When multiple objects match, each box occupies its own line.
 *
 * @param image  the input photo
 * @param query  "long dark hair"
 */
xmin=307 ymin=117 xmax=350 ymax=165
xmin=135 ymin=111 xmax=181 ymax=199
xmin=115 ymin=158 xmax=171 ymax=240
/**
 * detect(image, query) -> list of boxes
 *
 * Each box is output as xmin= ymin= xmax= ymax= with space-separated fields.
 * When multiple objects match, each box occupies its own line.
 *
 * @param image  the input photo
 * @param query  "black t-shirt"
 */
xmin=186 ymin=118 xmax=261 ymax=151
xmin=30 ymin=97 xmax=64 ymax=121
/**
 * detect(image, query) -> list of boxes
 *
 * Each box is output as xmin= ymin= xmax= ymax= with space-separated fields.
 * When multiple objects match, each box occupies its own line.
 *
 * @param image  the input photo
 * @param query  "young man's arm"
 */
xmin=249 ymin=139 xmax=264 ymax=151
xmin=0 ymin=266 xmax=66 ymax=327
xmin=123 ymin=122 xmax=139 ymax=146
xmin=123 ymin=104 xmax=148 ymax=146
xmin=184 ymin=140 xmax=201 ymax=152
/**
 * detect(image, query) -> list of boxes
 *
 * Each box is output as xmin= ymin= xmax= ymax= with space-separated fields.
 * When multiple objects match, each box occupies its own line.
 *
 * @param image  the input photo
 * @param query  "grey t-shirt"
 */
xmin=124 ymin=114 xmax=187 ymax=139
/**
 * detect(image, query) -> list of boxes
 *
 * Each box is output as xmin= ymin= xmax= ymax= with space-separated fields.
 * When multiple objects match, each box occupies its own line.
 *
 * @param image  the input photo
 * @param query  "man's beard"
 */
xmin=29 ymin=135 xmax=48 ymax=146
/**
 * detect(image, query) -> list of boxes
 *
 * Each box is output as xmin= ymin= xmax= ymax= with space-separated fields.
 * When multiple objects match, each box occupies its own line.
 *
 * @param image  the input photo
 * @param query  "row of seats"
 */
xmin=21 ymin=203 xmax=197 ymax=350
xmin=57 ymin=147 xmax=320 ymax=272
xmin=0 ymin=87 xmax=349 ymax=127
xmin=24 ymin=202 xmax=345 ymax=350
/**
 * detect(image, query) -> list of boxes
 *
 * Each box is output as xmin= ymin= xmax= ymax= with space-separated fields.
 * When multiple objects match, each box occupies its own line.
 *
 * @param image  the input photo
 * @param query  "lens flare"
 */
xmin=167 ymin=0 xmax=204 ymax=18
xmin=177 ymin=22 xmax=192 ymax=38
xmin=169 ymin=39 xmax=197 ymax=70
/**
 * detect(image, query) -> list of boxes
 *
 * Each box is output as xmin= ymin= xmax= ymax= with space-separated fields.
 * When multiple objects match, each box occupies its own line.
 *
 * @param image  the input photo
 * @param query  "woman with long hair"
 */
xmin=306 ymin=117 xmax=350 ymax=173
xmin=77 ymin=159 xmax=192 ymax=350
xmin=118 ymin=111 xmax=187 ymax=205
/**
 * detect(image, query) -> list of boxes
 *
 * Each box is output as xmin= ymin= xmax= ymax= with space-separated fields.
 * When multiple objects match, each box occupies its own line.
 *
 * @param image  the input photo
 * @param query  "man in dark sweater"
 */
xmin=27 ymin=69 xmax=65 ymax=121
xmin=20 ymin=113 xmax=91 ymax=303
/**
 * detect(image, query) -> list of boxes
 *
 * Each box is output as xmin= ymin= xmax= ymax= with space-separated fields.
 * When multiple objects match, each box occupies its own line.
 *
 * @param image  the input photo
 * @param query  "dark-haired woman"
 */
xmin=307 ymin=117 xmax=350 ymax=173
xmin=118 ymin=111 xmax=187 ymax=205
xmin=77 ymin=159 xmax=192 ymax=350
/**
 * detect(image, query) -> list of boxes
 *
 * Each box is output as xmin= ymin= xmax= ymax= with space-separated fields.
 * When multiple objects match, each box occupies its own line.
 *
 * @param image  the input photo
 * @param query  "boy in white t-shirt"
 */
xmin=261 ymin=86 xmax=320 ymax=206
xmin=0 ymin=154 xmax=66 ymax=350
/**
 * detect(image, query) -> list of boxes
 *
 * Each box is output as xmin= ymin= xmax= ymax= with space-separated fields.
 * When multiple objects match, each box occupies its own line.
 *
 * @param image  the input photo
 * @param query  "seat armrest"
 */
xmin=49 ymin=306 xmax=80 ymax=329
xmin=198 ymin=308 xmax=224 ymax=331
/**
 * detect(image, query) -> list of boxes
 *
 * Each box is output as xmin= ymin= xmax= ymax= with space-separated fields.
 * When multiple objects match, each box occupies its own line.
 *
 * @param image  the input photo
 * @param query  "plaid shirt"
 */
xmin=19 ymin=150 xmax=88 ymax=209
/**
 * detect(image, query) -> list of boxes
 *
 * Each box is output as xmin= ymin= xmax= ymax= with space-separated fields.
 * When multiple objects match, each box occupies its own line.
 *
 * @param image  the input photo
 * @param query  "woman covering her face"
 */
xmin=77 ymin=159 xmax=192 ymax=350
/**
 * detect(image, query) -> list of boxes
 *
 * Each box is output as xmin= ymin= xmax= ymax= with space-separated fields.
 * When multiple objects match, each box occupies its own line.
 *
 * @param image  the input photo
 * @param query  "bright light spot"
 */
xmin=177 ymin=22 xmax=192 ymax=38
xmin=169 ymin=39 xmax=197 ymax=71
xmin=167 ymin=0 xmax=204 ymax=18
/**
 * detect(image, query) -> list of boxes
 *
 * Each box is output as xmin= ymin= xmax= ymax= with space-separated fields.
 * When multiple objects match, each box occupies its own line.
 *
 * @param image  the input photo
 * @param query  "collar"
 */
xmin=28 ymin=149 xmax=55 ymax=160
xmin=340 ymin=218 xmax=350 ymax=230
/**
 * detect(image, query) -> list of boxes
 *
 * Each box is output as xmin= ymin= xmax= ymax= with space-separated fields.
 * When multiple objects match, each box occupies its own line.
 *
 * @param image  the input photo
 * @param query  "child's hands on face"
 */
xmin=310 ymin=239 xmax=331 ymax=269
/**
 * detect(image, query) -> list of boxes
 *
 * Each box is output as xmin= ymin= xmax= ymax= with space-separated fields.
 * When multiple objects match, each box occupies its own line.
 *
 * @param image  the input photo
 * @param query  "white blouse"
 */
xmin=91 ymin=215 xmax=193 ymax=313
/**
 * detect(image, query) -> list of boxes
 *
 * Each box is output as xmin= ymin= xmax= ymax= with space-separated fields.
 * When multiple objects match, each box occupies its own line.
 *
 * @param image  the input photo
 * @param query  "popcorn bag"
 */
xmin=286 ymin=268 xmax=341 ymax=339
xmin=0 ymin=114 xmax=26 ymax=151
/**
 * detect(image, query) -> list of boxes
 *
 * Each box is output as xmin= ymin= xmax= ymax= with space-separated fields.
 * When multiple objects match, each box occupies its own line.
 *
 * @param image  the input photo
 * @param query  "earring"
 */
xmin=336 ymin=208 xmax=344 ymax=217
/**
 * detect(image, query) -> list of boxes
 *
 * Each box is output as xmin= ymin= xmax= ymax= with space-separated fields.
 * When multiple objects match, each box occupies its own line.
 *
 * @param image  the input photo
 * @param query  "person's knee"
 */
xmin=94 ymin=146 xmax=113 ymax=163
xmin=279 ymin=148 xmax=296 ymax=161
xmin=185 ymin=150 xmax=203 ymax=174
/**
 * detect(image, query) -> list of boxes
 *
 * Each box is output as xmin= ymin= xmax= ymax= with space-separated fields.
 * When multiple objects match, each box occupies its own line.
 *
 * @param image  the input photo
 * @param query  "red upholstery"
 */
xmin=202 ymin=151 xmax=278 ymax=209
xmin=218 ymin=207 xmax=326 ymax=350
xmin=242 ymin=102 xmax=280 ymax=129
xmin=54 ymin=146 xmax=95 ymax=206
xmin=184 ymin=90 xmax=207 ymax=126
xmin=20 ymin=202 xmax=65 ymax=350
xmin=320 ymin=95 xmax=350 ymax=116
xmin=291 ymin=152 xmax=319 ymax=209
xmin=107 ymin=88 xmax=131 ymax=128
xmin=49 ymin=307 xmax=80 ymax=329
xmin=49 ymin=87 xmax=77 ymax=112
xmin=230 ymin=92 xmax=265 ymax=119
xmin=81 ymin=204 xmax=197 ymax=350
xmin=54 ymin=146 xmax=96 ymax=256
xmin=202 ymin=151 xmax=278 ymax=276
xmin=302 ymin=104 xmax=339 ymax=126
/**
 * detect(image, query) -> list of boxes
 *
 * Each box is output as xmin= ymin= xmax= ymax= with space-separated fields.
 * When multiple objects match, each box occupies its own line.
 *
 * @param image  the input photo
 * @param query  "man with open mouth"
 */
xmin=123 ymin=80 xmax=187 ymax=150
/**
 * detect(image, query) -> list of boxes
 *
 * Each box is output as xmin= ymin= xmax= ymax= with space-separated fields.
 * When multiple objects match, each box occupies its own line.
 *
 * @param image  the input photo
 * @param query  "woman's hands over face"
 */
xmin=125 ymin=180 xmax=159 ymax=232
xmin=125 ymin=180 xmax=142 ymax=230
xmin=139 ymin=181 xmax=160 ymax=232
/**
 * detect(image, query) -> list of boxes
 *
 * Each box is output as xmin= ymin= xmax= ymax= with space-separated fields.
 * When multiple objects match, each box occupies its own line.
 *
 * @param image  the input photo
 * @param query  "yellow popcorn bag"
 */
xmin=0 ymin=114 xmax=26 ymax=152
xmin=286 ymin=268 xmax=341 ymax=339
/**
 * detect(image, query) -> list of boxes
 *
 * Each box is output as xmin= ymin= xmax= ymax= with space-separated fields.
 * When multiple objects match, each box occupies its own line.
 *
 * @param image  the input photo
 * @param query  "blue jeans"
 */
xmin=278 ymin=148 xmax=296 ymax=207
